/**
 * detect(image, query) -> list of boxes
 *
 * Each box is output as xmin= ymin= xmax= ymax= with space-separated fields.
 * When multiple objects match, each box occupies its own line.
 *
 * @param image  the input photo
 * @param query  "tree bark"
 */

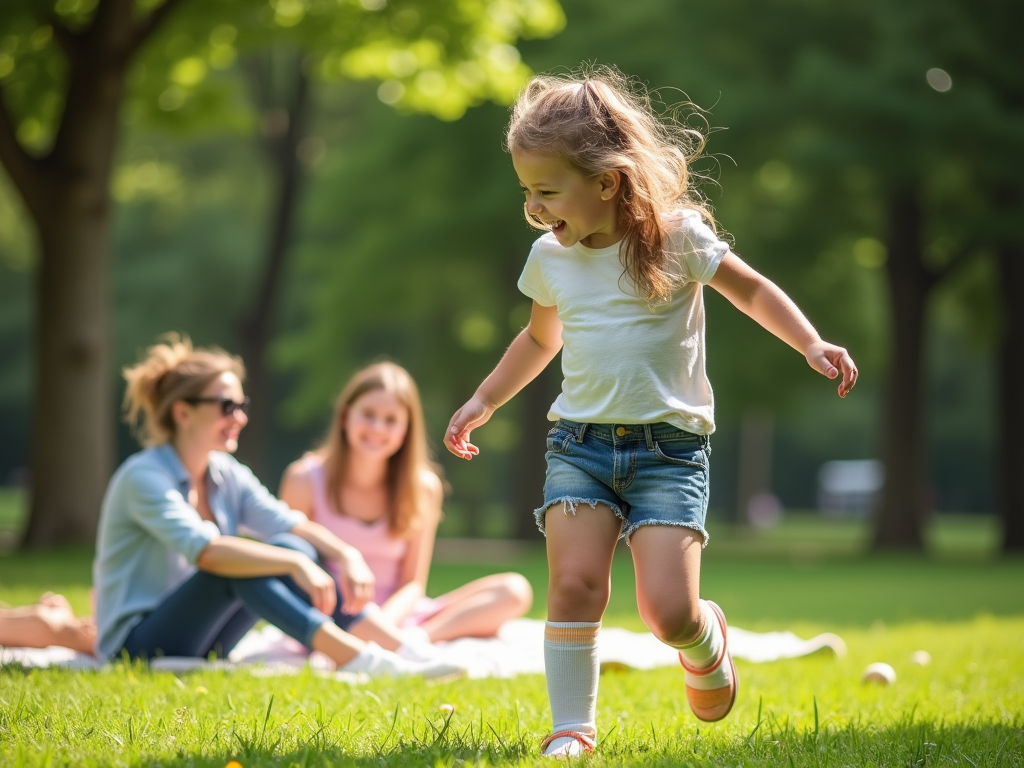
xmin=997 ymin=241 xmax=1024 ymax=552
xmin=234 ymin=55 xmax=310 ymax=483
xmin=16 ymin=9 xmax=137 ymax=547
xmin=872 ymin=189 xmax=929 ymax=550
xmin=0 ymin=0 xmax=183 ymax=546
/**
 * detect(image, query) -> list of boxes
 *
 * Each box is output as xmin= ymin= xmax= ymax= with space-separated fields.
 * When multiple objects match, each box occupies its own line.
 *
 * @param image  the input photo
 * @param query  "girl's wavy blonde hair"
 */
xmin=316 ymin=362 xmax=442 ymax=539
xmin=122 ymin=334 xmax=245 ymax=446
xmin=507 ymin=66 xmax=717 ymax=303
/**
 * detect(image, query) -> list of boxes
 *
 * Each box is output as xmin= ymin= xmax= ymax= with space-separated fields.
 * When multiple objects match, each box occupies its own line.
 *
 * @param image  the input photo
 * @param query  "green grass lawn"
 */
xmin=2 ymin=510 xmax=1022 ymax=766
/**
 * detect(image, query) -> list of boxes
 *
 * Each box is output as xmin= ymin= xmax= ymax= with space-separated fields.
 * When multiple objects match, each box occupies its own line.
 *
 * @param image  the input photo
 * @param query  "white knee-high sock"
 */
xmin=544 ymin=621 xmax=600 ymax=752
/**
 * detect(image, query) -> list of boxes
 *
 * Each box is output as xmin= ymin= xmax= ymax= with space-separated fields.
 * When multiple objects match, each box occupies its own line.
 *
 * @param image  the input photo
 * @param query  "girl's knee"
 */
xmin=548 ymin=571 xmax=609 ymax=615
xmin=640 ymin=602 xmax=702 ymax=646
xmin=498 ymin=573 xmax=534 ymax=612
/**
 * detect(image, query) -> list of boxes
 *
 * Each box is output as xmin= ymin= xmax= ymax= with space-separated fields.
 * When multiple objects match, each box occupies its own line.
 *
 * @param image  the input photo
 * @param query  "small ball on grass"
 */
xmin=910 ymin=650 xmax=931 ymax=666
xmin=862 ymin=662 xmax=897 ymax=685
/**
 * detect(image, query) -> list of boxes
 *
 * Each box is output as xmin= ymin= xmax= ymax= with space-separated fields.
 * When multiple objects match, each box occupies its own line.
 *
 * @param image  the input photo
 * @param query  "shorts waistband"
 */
xmin=555 ymin=419 xmax=710 ymax=450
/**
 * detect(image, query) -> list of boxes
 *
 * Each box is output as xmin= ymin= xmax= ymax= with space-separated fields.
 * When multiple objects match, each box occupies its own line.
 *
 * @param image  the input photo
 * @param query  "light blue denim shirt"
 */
xmin=93 ymin=443 xmax=304 ymax=659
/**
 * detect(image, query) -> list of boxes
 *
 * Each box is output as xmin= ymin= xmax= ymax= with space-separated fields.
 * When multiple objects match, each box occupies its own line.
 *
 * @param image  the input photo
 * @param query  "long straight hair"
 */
xmin=316 ymin=362 xmax=440 ymax=538
xmin=507 ymin=66 xmax=717 ymax=303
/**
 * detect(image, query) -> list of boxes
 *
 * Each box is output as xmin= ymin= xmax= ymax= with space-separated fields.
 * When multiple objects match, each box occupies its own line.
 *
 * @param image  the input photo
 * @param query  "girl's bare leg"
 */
xmin=629 ymin=525 xmax=703 ymax=645
xmin=346 ymin=612 xmax=413 ymax=651
xmin=418 ymin=573 xmax=533 ymax=642
xmin=0 ymin=595 xmax=97 ymax=654
xmin=545 ymin=502 xmax=622 ymax=621
xmin=309 ymin=622 xmax=364 ymax=666
xmin=630 ymin=524 xmax=737 ymax=722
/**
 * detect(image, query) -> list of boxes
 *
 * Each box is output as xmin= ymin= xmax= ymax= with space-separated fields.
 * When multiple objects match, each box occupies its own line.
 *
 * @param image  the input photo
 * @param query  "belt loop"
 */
xmin=643 ymin=424 xmax=654 ymax=451
xmin=577 ymin=423 xmax=588 ymax=442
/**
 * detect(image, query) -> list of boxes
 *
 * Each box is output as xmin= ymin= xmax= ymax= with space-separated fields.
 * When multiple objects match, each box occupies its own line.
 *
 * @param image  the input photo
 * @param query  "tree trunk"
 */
xmin=234 ymin=56 xmax=310 ymax=483
xmin=872 ymin=189 xmax=928 ymax=550
xmin=997 ymin=241 xmax=1024 ymax=552
xmin=16 ymin=11 xmax=140 ymax=547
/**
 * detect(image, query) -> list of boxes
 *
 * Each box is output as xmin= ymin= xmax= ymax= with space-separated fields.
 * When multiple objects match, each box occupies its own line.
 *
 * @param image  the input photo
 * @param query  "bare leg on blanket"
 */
xmin=417 ymin=573 xmax=534 ymax=642
xmin=0 ymin=593 xmax=96 ymax=655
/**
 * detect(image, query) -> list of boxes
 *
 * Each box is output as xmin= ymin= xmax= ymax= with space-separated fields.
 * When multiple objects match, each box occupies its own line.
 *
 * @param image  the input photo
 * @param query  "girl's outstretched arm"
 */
xmin=708 ymin=252 xmax=859 ymax=397
xmin=445 ymin=301 xmax=563 ymax=459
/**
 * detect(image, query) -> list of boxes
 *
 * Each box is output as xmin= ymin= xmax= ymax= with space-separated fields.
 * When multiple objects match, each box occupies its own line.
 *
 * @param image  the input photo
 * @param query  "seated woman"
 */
xmin=0 ymin=593 xmax=96 ymax=655
xmin=280 ymin=362 xmax=532 ymax=644
xmin=93 ymin=336 xmax=461 ymax=678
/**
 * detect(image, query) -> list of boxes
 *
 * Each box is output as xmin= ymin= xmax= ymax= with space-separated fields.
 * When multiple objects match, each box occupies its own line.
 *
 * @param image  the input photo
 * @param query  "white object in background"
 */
xmin=862 ymin=661 xmax=897 ymax=685
xmin=910 ymin=650 xmax=932 ymax=666
xmin=818 ymin=459 xmax=884 ymax=517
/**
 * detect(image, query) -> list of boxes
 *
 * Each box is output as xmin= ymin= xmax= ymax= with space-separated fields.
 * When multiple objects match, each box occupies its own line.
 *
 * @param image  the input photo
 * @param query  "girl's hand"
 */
xmin=805 ymin=340 xmax=859 ymax=397
xmin=334 ymin=548 xmax=376 ymax=614
xmin=290 ymin=557 xmax=338 ymax=616
xmin=444 ymin=396 xmax=494 ymax=459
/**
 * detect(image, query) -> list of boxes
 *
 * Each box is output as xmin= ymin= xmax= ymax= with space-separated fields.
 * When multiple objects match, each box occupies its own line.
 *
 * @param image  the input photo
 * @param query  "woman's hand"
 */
xmin=290 ymin=557 xmax=338 ymax=616
xmin=444 ymin=396 xmax=494 ymax=460
xmin=334 ymin=548 xmax=376 ymax=613
xmin=804 ymin=340 xmax=859 ymax=397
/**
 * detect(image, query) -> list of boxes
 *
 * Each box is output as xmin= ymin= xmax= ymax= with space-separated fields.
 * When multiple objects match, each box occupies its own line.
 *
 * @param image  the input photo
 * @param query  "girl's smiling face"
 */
xmin=343 ymin=388 xmax=409 ymax=461
xmin=512 ymin=149 xmax=623 ymax=249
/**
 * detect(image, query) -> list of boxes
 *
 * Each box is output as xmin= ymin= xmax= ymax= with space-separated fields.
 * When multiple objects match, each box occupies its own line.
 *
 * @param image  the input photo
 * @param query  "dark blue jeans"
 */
xmin=121 ymin=533 xmax=364 ymax=659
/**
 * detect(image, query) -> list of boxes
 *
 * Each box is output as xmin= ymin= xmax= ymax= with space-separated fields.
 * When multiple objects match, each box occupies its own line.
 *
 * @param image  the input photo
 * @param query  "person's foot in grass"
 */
xmin=677 ymin=600 xmax=737 ymax=722
xmin=541 ymin=730 xmax=595 ymax=758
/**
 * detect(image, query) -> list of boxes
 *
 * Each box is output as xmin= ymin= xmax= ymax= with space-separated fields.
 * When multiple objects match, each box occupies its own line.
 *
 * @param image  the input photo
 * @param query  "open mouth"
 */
xmin=550 ymin=220 xmax=565 ymax=234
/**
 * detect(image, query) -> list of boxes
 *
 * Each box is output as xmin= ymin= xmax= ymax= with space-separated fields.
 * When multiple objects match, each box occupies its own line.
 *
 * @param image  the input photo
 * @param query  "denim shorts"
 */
xmin=535 ymin=419 xmax=711 ymax=546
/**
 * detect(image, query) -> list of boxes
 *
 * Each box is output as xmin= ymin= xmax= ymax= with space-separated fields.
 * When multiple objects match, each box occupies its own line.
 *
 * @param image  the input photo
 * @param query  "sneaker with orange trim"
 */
xmin=541 ymin=730 xmax=595 ymax=758
xmin=678 ymin=600 xmax=738 ymax=722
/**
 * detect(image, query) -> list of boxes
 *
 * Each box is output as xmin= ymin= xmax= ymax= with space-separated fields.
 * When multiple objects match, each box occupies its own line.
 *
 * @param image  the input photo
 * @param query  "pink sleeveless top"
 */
xmin=304 ymin=455 xmax=408 ymax=606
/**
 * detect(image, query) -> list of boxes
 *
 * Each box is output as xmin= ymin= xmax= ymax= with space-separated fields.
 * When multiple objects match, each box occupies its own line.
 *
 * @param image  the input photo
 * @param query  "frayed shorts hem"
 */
xmin=534 ymin=496 xmax=626 ymax=537
xmin=534 ymin=498 xmax=709 ymax=548
xmin=623 ymin=519 xmax=709 ymax=548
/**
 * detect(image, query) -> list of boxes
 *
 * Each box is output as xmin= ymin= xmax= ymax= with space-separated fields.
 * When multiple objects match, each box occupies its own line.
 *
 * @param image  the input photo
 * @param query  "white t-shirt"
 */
xmin=517 ymin=209 xmax=729 ymax=435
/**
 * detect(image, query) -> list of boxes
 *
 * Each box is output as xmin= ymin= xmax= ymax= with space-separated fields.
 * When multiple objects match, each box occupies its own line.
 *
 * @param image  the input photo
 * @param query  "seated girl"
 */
xmin=280 ymin=362 xmax=533 ymax=644
xmin=92 ymin=336 xmax=462 ymax=678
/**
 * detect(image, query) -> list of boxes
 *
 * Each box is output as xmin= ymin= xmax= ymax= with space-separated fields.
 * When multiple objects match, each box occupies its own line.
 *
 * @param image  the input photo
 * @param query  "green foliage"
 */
xmin=0 ymin=0 xmax=565 ymax=144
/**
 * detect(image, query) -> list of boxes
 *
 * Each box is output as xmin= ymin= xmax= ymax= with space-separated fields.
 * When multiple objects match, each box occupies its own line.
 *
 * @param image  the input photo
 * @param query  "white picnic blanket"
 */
xmin=0 ymin=619 xmax=845 ymax=678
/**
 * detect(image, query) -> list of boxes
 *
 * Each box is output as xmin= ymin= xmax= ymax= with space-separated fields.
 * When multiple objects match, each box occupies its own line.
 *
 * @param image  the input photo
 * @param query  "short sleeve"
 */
xmin=517 ymin=241 xmax=556 ymax=307
xmin=230 ymin=459 xmax=305 ymax=539
xmin=122 ymin=466 xmax=220 ymax=564
xmin=675 ymin=211 xmax=730 ymax=285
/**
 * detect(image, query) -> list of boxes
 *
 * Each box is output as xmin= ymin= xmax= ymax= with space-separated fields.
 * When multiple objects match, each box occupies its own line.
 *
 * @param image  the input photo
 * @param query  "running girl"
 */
xmin=444 ymin=68 xmax=857 ymax=757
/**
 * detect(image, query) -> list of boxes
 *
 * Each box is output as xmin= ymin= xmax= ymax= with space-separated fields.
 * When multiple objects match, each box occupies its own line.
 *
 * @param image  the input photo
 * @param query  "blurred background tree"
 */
xmin=0 ymin=0 xmax=564 ymax=546
xmin=0 ymin=0 xmax=1019 ymax=551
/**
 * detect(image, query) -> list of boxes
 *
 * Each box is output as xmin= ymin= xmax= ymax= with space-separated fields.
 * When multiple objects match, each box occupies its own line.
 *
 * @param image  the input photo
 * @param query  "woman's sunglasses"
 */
xmin=183 ymin=396 xmax=251 ymax=417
